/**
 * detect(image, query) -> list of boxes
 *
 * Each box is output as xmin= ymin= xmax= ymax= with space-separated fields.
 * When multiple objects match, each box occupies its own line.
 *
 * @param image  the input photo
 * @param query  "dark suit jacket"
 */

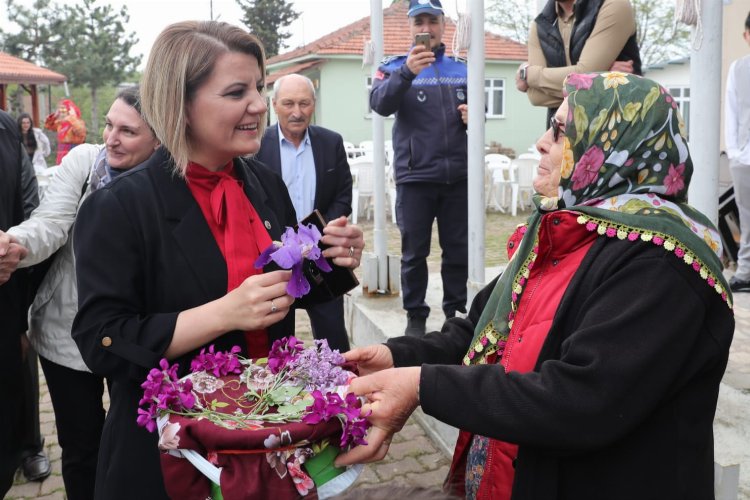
xmin=72 ymin=149 xmax=305 ymax=499
xmin=255 ymin=124 xmax=352 ymax=222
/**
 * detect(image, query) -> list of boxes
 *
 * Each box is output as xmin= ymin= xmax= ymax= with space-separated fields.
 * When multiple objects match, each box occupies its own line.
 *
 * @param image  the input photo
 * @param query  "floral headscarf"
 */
xmin=465 ymin=73 xmax=730 ymax=366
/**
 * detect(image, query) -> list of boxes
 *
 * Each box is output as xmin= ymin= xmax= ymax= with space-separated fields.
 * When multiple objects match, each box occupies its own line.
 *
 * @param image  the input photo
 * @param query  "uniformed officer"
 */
xmin=370 ymin=0 xmax=468 ymax=337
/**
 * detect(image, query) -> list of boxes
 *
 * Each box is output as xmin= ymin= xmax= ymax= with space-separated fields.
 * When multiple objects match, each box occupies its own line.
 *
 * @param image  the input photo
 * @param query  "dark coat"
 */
xmin=0 ymin=110 xmax=28 ymax=493
xmin=387 ymin=235 xmax=734 ymax=499
xmin=255 ymin=124 xmax=352 ymax=222
xmin=72 ymin=149 xmax=302 ymax=499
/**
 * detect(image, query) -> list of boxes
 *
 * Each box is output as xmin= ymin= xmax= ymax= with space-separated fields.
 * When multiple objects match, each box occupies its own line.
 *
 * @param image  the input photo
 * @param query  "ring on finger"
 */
xmin=270 ymin=299 xmax=278 ymax=314
xmin=349 ymin=246 xmax=355 ymax=257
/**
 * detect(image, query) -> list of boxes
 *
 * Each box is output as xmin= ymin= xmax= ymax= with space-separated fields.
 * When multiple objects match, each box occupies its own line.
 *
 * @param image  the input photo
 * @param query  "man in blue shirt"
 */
xmin=370 ymin=0 xmax=468 ymax=336
xmin=257 ymin=73 xmax=353 ymax=351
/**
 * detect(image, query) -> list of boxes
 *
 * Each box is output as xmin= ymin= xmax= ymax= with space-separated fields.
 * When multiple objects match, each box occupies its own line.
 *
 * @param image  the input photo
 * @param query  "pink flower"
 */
xmin=664 ymin=164 xmax=686 ymax=196
xmin=707 ymin=277 xmax=716 ymax=287
xmin=628 ymin=232 xmax=639 ymax=241
xmin=566 ymin=73 xmax=596 ymax=90
xmin=606 ymin=227 xmax=616 ymax=237
xmin=653 ymin=237 xmax=664 ymax=246
xmin=586 ymin=222 xmax=597 ymax=231
xmin=675 ymin=247 xmax=685 ymax=258
xmin=692 ymin=262 xmax=701 ymax=271
xmin=571 ymin=146 xmax=605 ymax=190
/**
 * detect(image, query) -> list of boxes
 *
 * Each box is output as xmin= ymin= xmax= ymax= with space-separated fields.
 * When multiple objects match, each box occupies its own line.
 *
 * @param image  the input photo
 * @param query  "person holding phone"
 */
xmin=370 ymin=0 xmax=469 ymax=337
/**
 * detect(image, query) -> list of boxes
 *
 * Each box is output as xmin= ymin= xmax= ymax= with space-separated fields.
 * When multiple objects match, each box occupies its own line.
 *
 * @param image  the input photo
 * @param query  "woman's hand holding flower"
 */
xmin=321 ymin=216 xmax=365 ymax=269
xmin=220 ymin=270 xmax=294 ymax=331
xmin=334 ymin=366 xmax=421 ymax=466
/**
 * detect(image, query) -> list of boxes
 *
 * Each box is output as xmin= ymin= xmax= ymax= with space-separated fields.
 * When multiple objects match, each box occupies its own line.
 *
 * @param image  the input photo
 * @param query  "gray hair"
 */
xmin=273 ymin=74 xmax=316 ymax=101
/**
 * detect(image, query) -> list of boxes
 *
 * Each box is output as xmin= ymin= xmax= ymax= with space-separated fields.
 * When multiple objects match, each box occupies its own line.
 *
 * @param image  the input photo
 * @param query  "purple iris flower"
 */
xmin=255 ymin=223 xmax=332 ymax=298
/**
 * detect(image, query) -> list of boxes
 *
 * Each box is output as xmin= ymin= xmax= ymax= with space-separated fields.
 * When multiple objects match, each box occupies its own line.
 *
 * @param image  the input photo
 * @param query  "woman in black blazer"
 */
xmin=72 ymin=21 xmax=364 ymax=499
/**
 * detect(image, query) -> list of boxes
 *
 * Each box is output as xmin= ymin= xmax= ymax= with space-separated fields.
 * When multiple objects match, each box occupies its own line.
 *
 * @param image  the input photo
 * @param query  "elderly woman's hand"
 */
xmin=321 ymin=216 xmax=364 ymax=269
xmin=334 ymin=366 xmax=421 ymax=466
xmin=343 ymin=344 xmax=394 ymax=375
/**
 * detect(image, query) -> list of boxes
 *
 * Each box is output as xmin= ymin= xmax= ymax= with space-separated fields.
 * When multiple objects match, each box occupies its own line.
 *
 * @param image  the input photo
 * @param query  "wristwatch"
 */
xmin=519 ymin=64 xmax=529 ymax=82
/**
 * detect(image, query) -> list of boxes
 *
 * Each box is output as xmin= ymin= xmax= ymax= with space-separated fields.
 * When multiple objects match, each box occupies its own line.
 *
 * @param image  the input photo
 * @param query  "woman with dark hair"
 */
xmin=72 ymin=21 xmax=364 ymax=499
xmin=338 ymin=73 xmax=734 ymax=499
xmin=1 ymin=86 xmax=160 ymax=500
xmin=17 ymin=113 xmax=51 ymax=175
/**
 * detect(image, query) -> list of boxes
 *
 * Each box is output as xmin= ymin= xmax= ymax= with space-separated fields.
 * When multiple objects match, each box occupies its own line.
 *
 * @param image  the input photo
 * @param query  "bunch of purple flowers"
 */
xmin=190 ymin=344 xmax=243 ymax=377
xmin=303 ymin=391 xmax=370 ymax=450
xmin=137 ymin=359 xmax=195 ymax=433
xmin=255 ymin=223 xmax=332 ymax=298
xmin=137 ymin=337 xmax=369 ymax=452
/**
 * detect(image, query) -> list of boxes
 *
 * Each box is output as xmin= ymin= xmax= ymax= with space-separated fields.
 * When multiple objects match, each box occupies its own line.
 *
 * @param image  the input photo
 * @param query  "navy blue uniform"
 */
xmin=370 ymin=43 xmax=468 ymax=319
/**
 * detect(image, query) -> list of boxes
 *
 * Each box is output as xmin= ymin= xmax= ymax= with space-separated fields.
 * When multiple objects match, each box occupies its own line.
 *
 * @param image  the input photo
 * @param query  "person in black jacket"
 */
xmin=71 ymin=21 xmax=364 ymax=500
xmin=338 ymin=74 xmax=734 ymax=499
xmin=370 ymin=0 xmax=469 ymax=337
xmin=256 ymin=73 xmax=353 ymax=352
xmin=0 ymin=108 xmax=35 ymax=495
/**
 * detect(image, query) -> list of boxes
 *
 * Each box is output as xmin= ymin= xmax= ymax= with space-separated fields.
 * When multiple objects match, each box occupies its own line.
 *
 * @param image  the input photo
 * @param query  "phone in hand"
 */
xmin=415 ymin=33 xmax=431 ymax=52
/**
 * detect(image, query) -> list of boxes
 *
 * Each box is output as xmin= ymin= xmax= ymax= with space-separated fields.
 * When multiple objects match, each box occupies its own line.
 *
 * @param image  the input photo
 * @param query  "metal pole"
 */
xmin=467 ymin=0 xmax=486 ymax=304
xmin=687 ymin=3 xmax=722 ymax=225
xmin=371 ymin=0 xmax=389 ymax=291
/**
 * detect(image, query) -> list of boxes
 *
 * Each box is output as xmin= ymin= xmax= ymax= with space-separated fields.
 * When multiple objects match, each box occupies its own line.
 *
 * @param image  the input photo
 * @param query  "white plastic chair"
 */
xmin=343 ymin=141 xmax=357 ymax=159
xmin=358 ymin=140 xmax=374 ymax=159
xmin=511 ymin=157 xmax=538 ymax=211
xmin=485 ymin=154 xmax=518 ymax=216
xmin=350 ymin=157 xmax=374 ymax=224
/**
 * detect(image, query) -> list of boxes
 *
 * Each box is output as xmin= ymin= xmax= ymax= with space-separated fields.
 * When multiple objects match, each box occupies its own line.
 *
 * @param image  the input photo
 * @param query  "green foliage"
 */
xmin=485 ymin=0 xmax=690 ymax=66
xmin=236 ymin=0 xmax=300 ymax=58
xmin=1 ymin=0 xmax=62 ymax=64
xmin=1 ymin=0 xmax=141 ymax=134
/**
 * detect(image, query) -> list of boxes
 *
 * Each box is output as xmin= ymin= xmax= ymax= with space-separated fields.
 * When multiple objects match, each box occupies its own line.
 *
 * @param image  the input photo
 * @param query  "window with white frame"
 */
xmin=667 ymin=86 xmax=690 ymax=133
xmin=485 ymin=78 xmax=505 ymax=117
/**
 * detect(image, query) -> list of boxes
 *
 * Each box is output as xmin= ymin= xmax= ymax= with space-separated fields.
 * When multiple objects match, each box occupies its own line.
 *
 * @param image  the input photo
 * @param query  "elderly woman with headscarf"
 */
xmin=45 ymin=98 xmax=87 ymax=163
xmin=336 ymin=73 xmax=734 ymax=500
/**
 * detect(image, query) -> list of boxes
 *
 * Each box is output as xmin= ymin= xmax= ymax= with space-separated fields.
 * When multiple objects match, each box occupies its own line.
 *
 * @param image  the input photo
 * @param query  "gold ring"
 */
xmin=349 ymin=246 xmax=355 ymax=257
xmin=270 ymin=300 xmax=278 ymax=313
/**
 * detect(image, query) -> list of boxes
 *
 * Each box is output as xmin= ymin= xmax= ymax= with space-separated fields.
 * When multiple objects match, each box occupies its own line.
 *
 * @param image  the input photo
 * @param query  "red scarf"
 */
xmin=186 ymin=161 xmax=273 ymax=357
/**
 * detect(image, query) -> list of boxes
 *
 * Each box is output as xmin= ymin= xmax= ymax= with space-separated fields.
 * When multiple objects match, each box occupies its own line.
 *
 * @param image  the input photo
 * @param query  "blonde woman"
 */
xmin=72 ymin=21 xmax=364 ymax=499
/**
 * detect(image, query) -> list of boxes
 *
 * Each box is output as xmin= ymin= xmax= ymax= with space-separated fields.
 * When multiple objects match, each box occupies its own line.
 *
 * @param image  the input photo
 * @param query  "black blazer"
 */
xmin=255 ymin=124 xmax=352 ymax=222
xmin=72 ymin=149 xmax=303 ymax=499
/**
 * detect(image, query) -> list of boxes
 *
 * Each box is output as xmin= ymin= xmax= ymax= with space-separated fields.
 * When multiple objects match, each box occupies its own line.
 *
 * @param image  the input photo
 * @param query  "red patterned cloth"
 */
xmin=158 ymin=372 xmax=343 ymax=500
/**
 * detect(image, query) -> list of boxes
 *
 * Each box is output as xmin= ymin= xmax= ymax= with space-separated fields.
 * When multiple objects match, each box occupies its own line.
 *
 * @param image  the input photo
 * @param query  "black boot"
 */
xmin=404 ymin=315 xmax=426 ymax=337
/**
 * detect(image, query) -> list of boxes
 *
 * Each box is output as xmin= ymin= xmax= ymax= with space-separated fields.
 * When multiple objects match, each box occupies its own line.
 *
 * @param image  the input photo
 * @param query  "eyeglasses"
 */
xmin=549 ymin=115 xmax=565 ymax=142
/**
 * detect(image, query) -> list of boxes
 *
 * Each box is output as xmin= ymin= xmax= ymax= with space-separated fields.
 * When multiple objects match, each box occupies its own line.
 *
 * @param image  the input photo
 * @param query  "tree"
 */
xmin=46 ymin=0 xmax=141 ymax=133
xmin=486 ymin=0 xmax=690 ymax=67
xmin=236 ymin=0 xmax=300 ymax=58
xmin=1 ymin=0 xmax=141 ymax=133
xmin=1 ymin=0 xmax=64 ymax=64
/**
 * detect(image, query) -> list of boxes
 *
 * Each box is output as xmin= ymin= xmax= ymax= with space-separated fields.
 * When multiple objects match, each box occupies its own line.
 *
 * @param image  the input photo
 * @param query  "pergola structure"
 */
xmin=0 ymin=51 xmax=66 ymax=126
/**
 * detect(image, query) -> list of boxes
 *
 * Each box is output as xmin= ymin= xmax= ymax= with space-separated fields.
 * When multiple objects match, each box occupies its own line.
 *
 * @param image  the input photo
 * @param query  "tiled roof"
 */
xmin=268 ymin=0 xmax=527 ymax=66
xmin=0 ymin=52 xmax=66 ymax=84
xmin=266 ymin=60 xmax=323 ymax=85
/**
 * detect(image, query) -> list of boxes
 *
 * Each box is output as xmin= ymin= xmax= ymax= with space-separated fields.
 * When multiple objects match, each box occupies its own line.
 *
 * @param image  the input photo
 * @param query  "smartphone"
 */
xmin=415 ymin=33 xmax=431 ymax=52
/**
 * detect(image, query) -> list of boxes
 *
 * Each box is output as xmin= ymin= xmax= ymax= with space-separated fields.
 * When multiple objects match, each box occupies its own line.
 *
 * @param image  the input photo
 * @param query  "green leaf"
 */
xmin=268 ymin=385 xmax=304 ymax=405
xmin=574 ymin=105 xmax=589 ymax=146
